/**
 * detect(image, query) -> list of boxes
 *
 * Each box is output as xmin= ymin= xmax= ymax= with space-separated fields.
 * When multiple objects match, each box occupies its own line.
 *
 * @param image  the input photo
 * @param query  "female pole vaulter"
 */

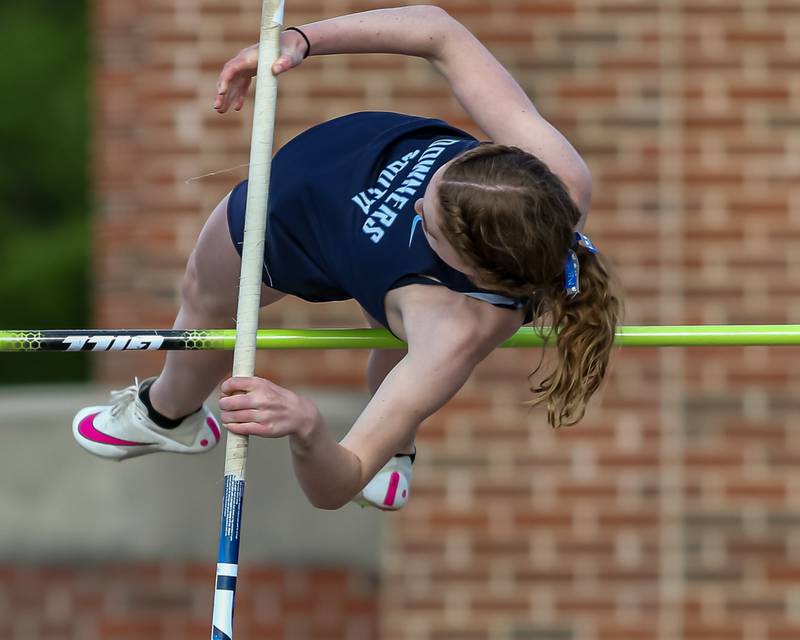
xmin=74 ymin=5 xmax=621 ymax=511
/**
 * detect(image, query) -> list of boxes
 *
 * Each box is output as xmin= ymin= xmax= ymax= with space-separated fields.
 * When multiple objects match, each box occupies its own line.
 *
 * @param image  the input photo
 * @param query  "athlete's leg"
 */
xmin=149 ymin=193 xmax=285 ymax=419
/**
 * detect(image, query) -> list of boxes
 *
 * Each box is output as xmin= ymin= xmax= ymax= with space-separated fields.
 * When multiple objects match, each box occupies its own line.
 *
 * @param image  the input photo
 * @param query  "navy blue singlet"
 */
xmin=227 ymin=111 xmax=528 ymax=329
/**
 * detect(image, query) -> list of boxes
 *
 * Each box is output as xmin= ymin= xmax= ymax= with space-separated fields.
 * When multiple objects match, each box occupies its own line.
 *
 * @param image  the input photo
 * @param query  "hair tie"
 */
xmin=564 ymin=232 xmax=598 ymax=297
xmin=285 ymin=27 xmax=311 ymax=59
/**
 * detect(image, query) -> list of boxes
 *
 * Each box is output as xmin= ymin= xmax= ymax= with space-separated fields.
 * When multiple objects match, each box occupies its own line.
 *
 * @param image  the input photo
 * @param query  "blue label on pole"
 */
xmin=216 ymin=575 xmax=238 ymax=591
xmin=218 ymin=474 xmax=245 ymax=565
xmin=212 ymin=627 xmax=233 ymax=640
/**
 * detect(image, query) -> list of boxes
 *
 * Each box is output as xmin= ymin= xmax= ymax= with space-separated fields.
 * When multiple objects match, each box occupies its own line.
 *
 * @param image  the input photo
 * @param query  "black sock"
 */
xmin=138 ymin=379 xmax=200 ymax=429
xmin=395 ymin=449 xmax=416 ymax=464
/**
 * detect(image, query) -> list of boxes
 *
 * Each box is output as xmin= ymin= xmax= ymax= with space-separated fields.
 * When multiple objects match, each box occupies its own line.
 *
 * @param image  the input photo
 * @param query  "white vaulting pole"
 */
xmin=211 ymin=1 xmax=284 ymax=639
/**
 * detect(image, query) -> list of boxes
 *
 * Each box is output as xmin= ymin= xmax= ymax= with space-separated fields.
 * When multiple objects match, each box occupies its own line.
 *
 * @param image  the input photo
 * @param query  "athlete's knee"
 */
xmin=181 ymin=251 xmax=236 ymax=318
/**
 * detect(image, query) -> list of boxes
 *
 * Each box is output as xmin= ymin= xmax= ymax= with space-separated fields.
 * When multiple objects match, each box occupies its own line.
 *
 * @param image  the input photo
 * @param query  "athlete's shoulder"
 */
xmin=391 ymin=285 xmax=522 ymax=356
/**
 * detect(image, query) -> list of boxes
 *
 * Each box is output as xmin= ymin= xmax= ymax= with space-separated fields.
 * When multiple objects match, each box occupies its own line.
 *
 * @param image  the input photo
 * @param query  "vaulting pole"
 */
xmin=210 ymin=2 xmax=284 ymax=638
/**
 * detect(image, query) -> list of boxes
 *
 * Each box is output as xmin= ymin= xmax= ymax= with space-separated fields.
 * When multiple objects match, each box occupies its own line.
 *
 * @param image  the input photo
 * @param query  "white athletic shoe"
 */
xmin=353 ymin=452 xmax=414 ymax=511
xmin=73 ymin=377 xmax=221 ymax=461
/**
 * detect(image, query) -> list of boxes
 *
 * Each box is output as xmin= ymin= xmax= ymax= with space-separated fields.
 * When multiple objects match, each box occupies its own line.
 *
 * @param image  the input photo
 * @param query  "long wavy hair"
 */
xmin=436 ymin=144 xmax=622 ymax=428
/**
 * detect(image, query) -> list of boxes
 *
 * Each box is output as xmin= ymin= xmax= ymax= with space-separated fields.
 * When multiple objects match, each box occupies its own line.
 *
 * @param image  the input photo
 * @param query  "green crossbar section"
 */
xmin=1 ymin=325 xmax=800 ymax=352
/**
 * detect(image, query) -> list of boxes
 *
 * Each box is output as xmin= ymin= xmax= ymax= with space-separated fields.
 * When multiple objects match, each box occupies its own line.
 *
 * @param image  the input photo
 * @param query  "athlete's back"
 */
xmin=228 ymin=111 xmax=526 ymax=328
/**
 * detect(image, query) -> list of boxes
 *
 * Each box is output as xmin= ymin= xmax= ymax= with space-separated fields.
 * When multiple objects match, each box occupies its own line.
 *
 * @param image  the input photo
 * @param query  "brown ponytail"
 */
xmin=527 ymin=249 xmax=622 ymax=427
xmin=437 ymin=143 xmax=623 ymax=428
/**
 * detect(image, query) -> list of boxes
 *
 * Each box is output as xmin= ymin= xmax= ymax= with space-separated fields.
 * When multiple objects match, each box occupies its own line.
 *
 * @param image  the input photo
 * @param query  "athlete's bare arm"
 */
xmin=429 ymin=16 xmax=593 ymax=219
xmin=215 ymin=5 xmax=591 ymax=222
xmin=219 ymin=334 xmax=478 ymax=510
xmin=219 ymin=297 xmax=513 ymax=510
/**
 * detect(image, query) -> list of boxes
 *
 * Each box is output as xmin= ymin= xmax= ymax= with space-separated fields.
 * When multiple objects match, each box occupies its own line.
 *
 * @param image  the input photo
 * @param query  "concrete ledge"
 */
xmin=0 ymin=385 xmax=382 ymax=569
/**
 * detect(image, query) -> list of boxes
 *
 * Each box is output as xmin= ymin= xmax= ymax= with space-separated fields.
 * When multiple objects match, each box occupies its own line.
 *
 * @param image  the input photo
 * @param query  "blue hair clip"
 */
xmin=575 ymin=231 xmax=598 ymax=254
xmin=564 ymin=249 xmax=580 ymax=297
xmin=564 ymin=232 xmax=598 ymax=297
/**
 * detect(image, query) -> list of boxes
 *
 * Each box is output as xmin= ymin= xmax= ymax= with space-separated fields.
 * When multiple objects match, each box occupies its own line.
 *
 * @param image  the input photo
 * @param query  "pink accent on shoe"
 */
xmin=201 ymin=439 xmax=209 ymax=447
xmin=78 ymin=413 xmax=156 ymax=447
xmin=207 ymin=417 xmax=221 ymax=442
xmin=383 ymin=471 xmax=401 ymax=507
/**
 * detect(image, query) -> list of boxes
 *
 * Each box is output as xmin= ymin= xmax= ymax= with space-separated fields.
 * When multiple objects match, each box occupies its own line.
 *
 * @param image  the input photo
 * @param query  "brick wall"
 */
xmin=92 ymin=2 xmax=800 ymax=640
xmin=0 ymin=565 xmax=376 ymax=640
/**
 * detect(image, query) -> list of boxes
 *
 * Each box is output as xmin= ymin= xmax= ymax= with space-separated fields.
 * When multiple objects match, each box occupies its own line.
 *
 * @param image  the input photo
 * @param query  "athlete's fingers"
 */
xmin=216 ymin=71 xmax=243 ymax=111
xmin=216 ymin=45 xmax=258 ymax=103
xmin=220 ymin=376 xmax=261 ymax=395
xmin=224 ymin=421 xmax=269 ymax=437
xmin=225 ymin=89 xmax=239 ymax=113
xmin=226 ymin=81 xmax=246 ymax=112
xmin=220 ymin=409 xmax=265 ymax=425
xmin=218 ymin=390 xmax=273 ymax=412
xmin=216 ymin=64 xmax=236 ymax=96
xmin=224 ymin=83 xmax=242 ymax=111
xmin=219 ymin=393 xmax=250 ymax=411
xmin=218 ymin=58 xmax=246 ymax=90
xmin=215 ymin=86 xmax=231 ymax=113
xmin=224 ymin=421 xmax=290 ymax=438
xmin=220 ymin=376 xmax=284 ymax=403
xmin=214 ymin=91 xmax=228 ymax=112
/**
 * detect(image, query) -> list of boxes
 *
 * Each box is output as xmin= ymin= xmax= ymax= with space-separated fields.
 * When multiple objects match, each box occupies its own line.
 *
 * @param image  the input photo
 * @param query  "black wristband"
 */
xmin=284 ymin=26 xmax=311 ymax=59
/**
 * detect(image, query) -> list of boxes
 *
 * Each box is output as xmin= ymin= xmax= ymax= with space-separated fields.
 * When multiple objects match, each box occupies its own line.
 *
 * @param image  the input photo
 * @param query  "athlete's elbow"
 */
xmin=419 ymin=4 xmax=451 ymax=20
xmin=429 ymin=6 xmax=465 ymax=35
xmin=417 ymin=6 xmax=463 ymax=49
xmin=302 ymin=486 xmax=352 ymax=510
xmin=308 ymin=493 xmax=349 ymax=511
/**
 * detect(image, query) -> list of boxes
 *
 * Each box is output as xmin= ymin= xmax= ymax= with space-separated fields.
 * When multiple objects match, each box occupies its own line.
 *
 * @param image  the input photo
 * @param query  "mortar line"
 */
xmin=658 ymin=2 xmax=687 ymax=640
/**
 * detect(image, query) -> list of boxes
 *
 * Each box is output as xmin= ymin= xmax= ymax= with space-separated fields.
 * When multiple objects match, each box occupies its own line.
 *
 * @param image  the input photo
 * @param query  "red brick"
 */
xmin=556 ymin=596 xmax=615 ymax=615
xmin=682 ymin=623 xmax=745 ymax=640
xmin=768 ymin=626 xmax=800 ymax=640
xmin=728 ymin=84 xmax=791 ymax=102
xmin=724 ymin=27 xmax=786 ymax=46
xmin=596 ymin=625 xmax=656 ymax=640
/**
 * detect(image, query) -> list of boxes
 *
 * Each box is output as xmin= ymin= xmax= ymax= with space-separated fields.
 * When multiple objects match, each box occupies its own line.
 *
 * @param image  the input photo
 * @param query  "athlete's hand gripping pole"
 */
xmin=211 ymin=2 xmax=285 ymax=639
